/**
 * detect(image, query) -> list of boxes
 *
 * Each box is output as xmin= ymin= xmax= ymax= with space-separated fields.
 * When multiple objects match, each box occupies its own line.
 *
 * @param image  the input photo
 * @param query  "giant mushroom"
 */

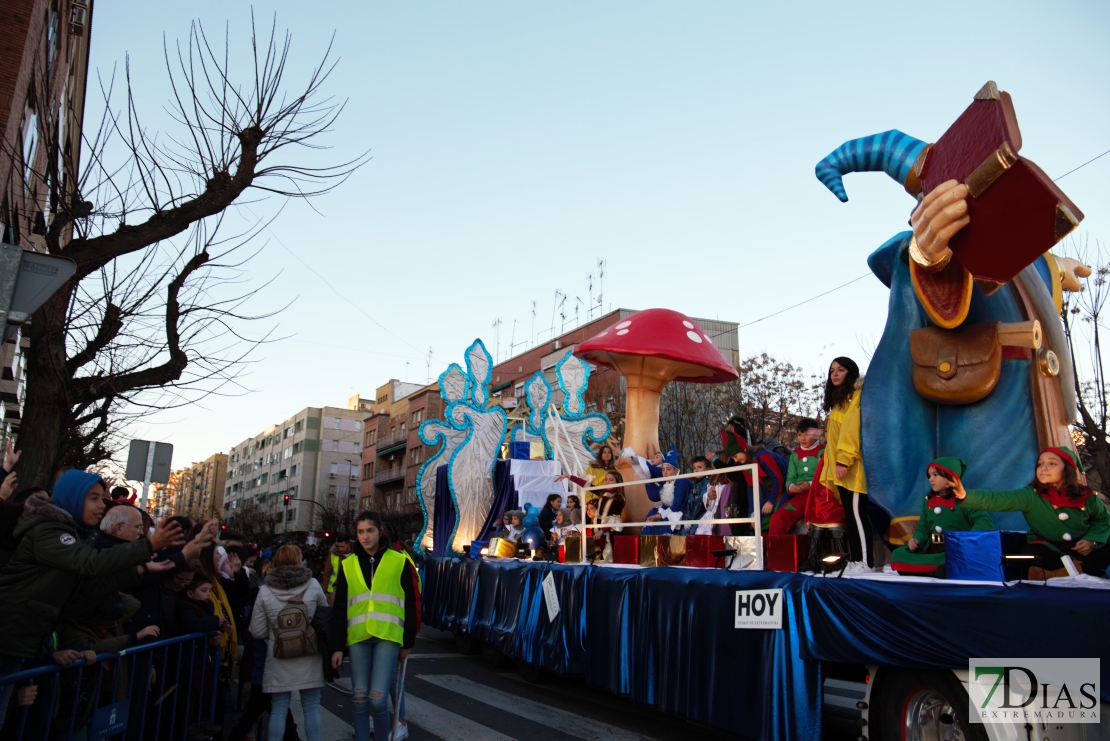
xmin=573 ymin=308 xmax=739 ymax=524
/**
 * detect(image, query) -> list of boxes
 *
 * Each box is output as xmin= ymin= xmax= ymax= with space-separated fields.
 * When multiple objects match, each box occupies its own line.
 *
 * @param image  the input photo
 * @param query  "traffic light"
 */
xmin=220 ymin=524 xmax=227 ymax=533
xmin=283 ymin=494 xmax=291 ymax=506
xmin=324 ymin=531 xmax=331 ymax=539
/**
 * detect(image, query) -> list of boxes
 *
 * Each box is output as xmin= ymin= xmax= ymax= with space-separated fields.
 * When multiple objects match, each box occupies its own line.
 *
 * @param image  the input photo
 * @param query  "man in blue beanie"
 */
xmin=0 ymin=470 xmax=184 ymax=726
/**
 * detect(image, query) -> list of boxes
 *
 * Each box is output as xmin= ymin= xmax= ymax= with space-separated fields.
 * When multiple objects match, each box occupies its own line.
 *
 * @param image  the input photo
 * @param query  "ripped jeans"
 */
xmin=347 ymin=638 xmax=403 ymax=741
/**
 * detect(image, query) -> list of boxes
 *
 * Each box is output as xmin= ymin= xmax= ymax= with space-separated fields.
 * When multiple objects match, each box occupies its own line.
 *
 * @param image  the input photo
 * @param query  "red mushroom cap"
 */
xmin=573 ymin=308 xmax=739 ymax=384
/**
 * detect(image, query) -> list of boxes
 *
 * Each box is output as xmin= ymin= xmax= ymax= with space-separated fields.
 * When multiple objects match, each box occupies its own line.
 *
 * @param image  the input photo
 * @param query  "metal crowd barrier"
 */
xmin=0 ymin=631 xmax=221 ymax=741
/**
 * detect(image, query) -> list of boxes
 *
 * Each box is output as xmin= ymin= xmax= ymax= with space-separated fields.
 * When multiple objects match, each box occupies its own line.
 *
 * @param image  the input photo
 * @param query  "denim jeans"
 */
xmin=348 ymin=638 xmax=401 ymax=741
xmin=268 ymin=687 xmax=322 ymax=741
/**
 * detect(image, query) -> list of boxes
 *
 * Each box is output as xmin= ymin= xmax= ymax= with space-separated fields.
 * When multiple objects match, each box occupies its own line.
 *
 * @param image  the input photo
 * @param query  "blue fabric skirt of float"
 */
xmin=422 ymin=558 xmax=1110 ymax=740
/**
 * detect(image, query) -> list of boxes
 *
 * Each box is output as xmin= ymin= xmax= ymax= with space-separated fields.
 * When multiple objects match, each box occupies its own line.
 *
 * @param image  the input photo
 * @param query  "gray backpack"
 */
xmin=271 ymin=587 xmax=318 ymax=659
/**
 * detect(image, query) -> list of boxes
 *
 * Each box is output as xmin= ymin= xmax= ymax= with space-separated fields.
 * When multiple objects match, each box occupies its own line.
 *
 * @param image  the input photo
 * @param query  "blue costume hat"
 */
xmin=662 ymin=445 xmax=680 ymax=469
xmin=815 ymin=129 xmax=927 ymax=202
xmin=52 ymin=470 xmax=105 ymax=524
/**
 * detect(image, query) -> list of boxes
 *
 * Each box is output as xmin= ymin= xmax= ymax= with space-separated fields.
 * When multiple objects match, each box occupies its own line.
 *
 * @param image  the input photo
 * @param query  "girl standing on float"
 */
xmin=954 ymin=447 xmax=1110 ymax=577
xmin=555 ymin=470 xmax=625 ymax=561
xmin=820 ymin=357 xmax=874 ymax=568
xmin=329 ymin=511 xmax=419 ymax=741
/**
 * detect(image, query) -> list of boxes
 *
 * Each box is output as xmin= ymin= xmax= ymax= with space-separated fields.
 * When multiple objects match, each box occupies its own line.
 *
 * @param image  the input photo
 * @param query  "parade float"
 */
xmin=416 ymin=83 xmax=1110 ymax=741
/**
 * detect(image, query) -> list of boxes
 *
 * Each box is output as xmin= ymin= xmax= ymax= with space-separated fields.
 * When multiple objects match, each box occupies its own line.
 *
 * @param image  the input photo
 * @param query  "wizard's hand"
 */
xmin=1058 ymin=257 xmax=1092 ymax=292
xmin=910 ymin=180 xmax=969 ymax=270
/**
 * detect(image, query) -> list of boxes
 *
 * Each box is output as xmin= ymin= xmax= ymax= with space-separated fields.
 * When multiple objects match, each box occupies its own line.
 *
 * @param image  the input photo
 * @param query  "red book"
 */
xmin=918 ymin=81 xmax=1083 ymax=287
xmin=765 ymin=534 xmax=810 ymax=573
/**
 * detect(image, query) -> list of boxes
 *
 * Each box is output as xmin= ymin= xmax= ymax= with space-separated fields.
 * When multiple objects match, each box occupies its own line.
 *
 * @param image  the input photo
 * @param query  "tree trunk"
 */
xmin=16 ymin=292 xmax=72 ymax=487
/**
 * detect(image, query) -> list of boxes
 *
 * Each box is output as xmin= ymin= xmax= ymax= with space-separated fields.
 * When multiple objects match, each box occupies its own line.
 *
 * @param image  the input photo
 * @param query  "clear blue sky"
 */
xmin=88 ymin=1 xmax=1110 ymax=469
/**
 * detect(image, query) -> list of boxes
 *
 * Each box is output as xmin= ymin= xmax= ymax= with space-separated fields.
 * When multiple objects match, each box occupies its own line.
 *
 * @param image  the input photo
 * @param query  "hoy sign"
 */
xmin=734 ymin=588 xmax=783 ymax=629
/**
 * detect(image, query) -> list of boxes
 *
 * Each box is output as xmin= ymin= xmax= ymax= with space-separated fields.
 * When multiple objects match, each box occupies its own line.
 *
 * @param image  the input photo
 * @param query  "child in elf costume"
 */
xmin=955 ymin=447 xmax=1110 ymax=577
xmin=643 ymin=448 xmax=690 ymax=534
xmin=769 ymin=418 xmax=824 ymax=536
xmin=708 ymin=426 xmax=787 ymax=532
xmin=889 ymin=457 xmax=995 ymax=576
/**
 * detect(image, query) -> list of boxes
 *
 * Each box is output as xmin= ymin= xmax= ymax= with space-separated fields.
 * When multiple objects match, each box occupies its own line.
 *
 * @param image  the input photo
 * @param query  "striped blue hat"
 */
xmin=815 ymin=130 xmax=927 ymax=202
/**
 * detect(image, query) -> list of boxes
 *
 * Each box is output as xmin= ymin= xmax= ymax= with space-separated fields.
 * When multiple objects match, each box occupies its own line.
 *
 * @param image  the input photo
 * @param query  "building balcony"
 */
xmin=374 ymin=467 xmax=405 ymax=485
xmin=375 ymin=432 xmax=407 ymax=455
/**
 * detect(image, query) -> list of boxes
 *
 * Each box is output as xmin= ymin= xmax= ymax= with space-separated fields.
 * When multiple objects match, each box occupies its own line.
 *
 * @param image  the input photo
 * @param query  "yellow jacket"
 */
xmin=821 ymin=388 xmax=867 ymax=495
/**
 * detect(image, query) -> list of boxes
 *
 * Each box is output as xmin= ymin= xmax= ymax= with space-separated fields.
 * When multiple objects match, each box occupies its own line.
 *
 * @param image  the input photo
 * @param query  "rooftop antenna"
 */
xmin=426 ymin=347 xmax=433 ymax=383
xmin=509 ymin=319 xmax=517 ymax=358
xmin=575 ymin=296 xmax=583 ymax=327
xmin=587 ymin=273 xmax=594 ymax=320
xmin=559 ymin=294 xmax=568 ymax=334
xmin=491 ymin=318 xmax=502 ymax=362
xmin=530 ymin=300 xmax=537 ymax=349
xmin=597 ymin=258 xmax=607 ymax=315
xmin=550 ymin=289 xmax=562 ymax=341
xmin=405 ymin=361 xmax=410 ymax=382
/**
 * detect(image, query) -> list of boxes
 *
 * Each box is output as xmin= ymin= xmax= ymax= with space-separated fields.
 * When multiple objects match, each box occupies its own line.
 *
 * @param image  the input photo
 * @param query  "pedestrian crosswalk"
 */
xmin=417 ymin=675 xmax=656 ymax=741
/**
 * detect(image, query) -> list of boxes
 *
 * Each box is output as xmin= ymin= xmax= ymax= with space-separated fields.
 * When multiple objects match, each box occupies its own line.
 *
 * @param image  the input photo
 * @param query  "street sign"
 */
xmin=126 ymin=440 xmax=173 ymax=509
xmin=0 ymin=242 xmax=77 ymax=342
xmin=125 ymin=440 xmax=173 ymax=483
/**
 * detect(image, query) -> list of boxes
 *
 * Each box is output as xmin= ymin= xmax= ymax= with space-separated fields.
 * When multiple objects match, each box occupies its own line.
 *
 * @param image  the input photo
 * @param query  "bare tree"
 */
xmin=1061 ymin=236 xmax=1110 ymax=492
xmin=657 ymin=353 xmax=824 ymax=468
xmin=226 ymin=499 xmax=277 ymax=544
xmin=12 ymin=15 xmax=367 ymax=485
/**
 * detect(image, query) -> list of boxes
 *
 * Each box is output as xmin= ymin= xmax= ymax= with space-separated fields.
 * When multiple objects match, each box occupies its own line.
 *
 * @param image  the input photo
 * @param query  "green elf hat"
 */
xmin=721 ymin=428 xmax=747 ymax=458
xmin=1042 ymin=446 xmax=1083 ymax=473
xmin=928 ymin=457 xmax=967 ymax=480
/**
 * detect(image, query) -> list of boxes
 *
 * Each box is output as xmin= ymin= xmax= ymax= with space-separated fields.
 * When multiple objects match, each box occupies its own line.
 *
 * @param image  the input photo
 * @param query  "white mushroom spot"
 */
xmin=617 ymin=329 xmax=629 ymax=336
xmin=616 ymin=320 xmax=632 ymax=329
xmin=682 ymin=320 xmax=694 ymax=329
xmin=703 ymin=334 xmax=712 ymax=342
xmin=686 ymin=330 xmax=703 ymax=343
xmin=596 ymin=331 xmax=609 ymax=337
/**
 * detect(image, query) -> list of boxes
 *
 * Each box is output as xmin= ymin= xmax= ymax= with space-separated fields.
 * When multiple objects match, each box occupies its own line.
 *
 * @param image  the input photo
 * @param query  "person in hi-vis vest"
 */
xmin=321 ymin=533 xmax=352 ymax=604
xmin=329 ymin=512 xmax=419 ymax=741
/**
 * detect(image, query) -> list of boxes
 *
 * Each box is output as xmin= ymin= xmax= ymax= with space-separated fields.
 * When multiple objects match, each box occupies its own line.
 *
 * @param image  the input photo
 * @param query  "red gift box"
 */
xmin=765 ymin=534 xmax=809 ymax=573
xmin=612 ymin=535 xmax=639 ymax=565
xmin=685 ymin=535 xmax=726 ymax=568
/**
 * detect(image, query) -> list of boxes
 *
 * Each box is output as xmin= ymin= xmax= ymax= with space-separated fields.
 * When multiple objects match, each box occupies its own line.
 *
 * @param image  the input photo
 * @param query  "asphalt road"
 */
xmin=250 ymin=625 xmax=754 ymax=741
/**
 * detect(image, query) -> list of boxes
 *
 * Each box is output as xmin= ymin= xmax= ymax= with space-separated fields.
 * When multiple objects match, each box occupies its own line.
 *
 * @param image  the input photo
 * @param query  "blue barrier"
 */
xmin=0 ymin=631 xmax=222 ymax=741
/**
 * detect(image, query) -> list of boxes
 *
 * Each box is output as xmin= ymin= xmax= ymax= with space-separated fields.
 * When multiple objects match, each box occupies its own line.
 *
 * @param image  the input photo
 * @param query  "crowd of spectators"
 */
xmin=0 ymin=441 xmax=402 ymax=741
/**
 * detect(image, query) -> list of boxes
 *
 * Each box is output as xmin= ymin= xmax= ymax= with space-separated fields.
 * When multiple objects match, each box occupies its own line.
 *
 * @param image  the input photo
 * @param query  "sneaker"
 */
xmin=392 ymin=722 xmax=409 ymax=741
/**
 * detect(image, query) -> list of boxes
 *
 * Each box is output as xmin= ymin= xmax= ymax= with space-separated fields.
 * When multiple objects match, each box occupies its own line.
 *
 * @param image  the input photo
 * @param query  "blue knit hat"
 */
xmin=52 ymin=470 xmax=105 ymax=524
xmin=662 ymin=445 xmax=680 ymax=469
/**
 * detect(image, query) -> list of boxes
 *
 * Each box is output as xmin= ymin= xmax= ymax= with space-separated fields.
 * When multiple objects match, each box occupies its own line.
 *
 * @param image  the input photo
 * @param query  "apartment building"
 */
xmin=359 ymin=379 xmax=442 ymax=543
xmin=223 ymin=406 xmax=366 ymax=536
xmin=0 ymin=0 xmax=95 ymax=446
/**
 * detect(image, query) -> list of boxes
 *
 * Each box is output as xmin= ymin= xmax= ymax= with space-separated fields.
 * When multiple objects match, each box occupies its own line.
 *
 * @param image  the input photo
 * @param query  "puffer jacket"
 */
xmin=249 ymin=565 xmax=329 ymax=693
xmin=0 ymin=493 xmax=152 ymax=659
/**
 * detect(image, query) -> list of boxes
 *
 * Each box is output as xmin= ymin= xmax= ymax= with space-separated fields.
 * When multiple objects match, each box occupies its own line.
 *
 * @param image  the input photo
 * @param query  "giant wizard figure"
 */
xmin=814 ymin=82 xmax=1091 ymax=541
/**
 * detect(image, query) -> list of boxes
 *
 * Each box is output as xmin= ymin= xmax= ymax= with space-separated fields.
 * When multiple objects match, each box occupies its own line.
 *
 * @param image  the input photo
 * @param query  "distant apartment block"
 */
xmin=223 ymin=406 xmax=366 ymax=535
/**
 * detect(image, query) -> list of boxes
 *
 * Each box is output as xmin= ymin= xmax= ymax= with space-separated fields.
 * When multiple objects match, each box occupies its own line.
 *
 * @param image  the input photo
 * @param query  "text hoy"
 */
xmin=734 ymin=589 xmax=784 ymax=630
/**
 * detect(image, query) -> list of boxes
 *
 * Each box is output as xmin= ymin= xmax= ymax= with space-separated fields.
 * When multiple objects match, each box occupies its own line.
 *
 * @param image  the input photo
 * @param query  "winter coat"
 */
xmin=175 ymin=596 xmax=221 ymax=635
xmin=92 ymin=530 xmax=186 ymax=634
xmin=248 ymin=565 xmax=328 ymax=693
xmin=0 ymin=493 xmax=152 ymax=660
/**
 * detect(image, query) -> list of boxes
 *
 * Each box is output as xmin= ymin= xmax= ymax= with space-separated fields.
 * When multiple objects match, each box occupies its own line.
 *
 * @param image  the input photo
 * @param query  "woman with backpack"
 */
xmin=249 ymin=544 xmax=329 ymax=741
xmin=330 ymin=511 xmax=419 ymax=741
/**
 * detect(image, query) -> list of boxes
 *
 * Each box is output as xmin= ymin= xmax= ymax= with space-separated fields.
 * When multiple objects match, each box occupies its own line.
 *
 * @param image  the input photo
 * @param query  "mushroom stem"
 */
xmin=623 ymin=375 xmax=663 ymax=457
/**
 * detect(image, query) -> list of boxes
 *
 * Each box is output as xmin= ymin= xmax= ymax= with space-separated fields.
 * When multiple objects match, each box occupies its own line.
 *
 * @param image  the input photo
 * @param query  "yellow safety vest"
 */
xmin=327 ymin=552 xmax=343 ymax=593
xmin=342 ymin=549 xmax=408 ymax=646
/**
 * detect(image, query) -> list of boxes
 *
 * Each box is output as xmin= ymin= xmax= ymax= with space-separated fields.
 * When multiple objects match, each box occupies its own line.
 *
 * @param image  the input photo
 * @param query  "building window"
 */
xmin=292 ymin=463 xmax=301 ymax=476
xmin=412 ymin=409 xmax=423 ymax=425
xmin=328 ymin=484 xmax=336 ymax=495
xmin=333 ymin=417 xmax=341 ymax=429
xmin=286 ymin=508 xmax=296 ymax=522
xmin=515 ymin=382 xmax=525 ymax=398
